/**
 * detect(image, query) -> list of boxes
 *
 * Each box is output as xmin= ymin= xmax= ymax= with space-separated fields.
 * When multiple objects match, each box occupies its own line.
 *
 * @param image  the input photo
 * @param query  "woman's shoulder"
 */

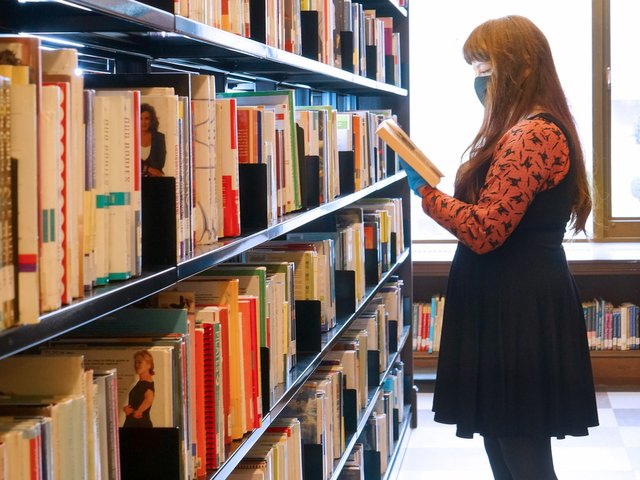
xmin=499 ymin=114 xmax=568 ymax=150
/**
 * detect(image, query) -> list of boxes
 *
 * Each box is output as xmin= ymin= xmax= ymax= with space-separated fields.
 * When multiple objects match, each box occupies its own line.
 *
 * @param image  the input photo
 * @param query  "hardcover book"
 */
xmin=375 ymin=118 xmax=444 ymax=187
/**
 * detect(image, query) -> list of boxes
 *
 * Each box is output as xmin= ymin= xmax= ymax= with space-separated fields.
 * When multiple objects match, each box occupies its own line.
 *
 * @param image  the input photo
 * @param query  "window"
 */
xmin=593 ymin=0 xmax=640 ymax=238
xmin=409 ymin=1 xmax=593 ymax=241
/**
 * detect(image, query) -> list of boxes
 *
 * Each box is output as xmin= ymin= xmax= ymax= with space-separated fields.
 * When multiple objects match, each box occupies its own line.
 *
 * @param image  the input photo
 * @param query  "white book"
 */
xmin=218 ymin=91 xmax=300 ymax=213
xmin=42 ymin=80 xmax=74 ymax=305
xmin=261 ymin=109 xmax=278 ymax=225
xmin=93 ymin=95 xmax=114 ymax=285
xmin=10 ymin=83 xmax=39 ymax=324
xmin=44 ymin=345 xmax=175 ymax=429
xmin=141 ymin=93 xmax=182 ymax=260
xmin=42 ymin=49 xmax=84 ymax=301
xmin=190 ymin=75 xmax=219 ymax=245
xmin=96 ymin=90 xmax=137 ymax=281
xmin=39 ymin=85 xmax=64 ymax=311
xmin=214 ymin=98 xmax=240 ymax=237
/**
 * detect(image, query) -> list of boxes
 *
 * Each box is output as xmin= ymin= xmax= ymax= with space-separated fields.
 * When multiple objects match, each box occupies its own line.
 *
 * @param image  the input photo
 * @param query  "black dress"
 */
xmin=432 ymin=116 xmax=599 ymax=439
xmin=123 ymin=380 xmax=154 ymax=428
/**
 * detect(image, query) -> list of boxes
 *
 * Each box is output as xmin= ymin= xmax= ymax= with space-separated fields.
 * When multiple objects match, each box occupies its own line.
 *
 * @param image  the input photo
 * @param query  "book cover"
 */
xmin=38 ymin=84 xmax=64 ymax=310
xmin=214 ymin=97 xmax=241 ymax=237
xmin=375 ymin=117 xmax=444 ymax=187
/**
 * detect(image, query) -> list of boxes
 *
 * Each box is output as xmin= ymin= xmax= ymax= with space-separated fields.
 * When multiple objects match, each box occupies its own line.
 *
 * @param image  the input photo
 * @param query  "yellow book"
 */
xmin=375 ymin=117 xmax=444 ymax=187
xmin=175 ymin=277 xmax=247 ymax=440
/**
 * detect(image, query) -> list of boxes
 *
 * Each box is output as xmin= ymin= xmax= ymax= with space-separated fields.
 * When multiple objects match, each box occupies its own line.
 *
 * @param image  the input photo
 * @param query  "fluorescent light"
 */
xmin=19 ymin=33 xmax=85 ymax=49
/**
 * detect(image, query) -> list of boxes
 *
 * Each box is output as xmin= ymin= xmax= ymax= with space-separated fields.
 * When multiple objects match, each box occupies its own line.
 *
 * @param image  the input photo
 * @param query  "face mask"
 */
xmin=474 ymin=75 xmax=490 ymax=105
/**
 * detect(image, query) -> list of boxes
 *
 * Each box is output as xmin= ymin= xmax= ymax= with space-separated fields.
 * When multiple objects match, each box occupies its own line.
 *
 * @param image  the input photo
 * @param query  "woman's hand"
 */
xmin=399 ymin=158 xmax=428 ymax=196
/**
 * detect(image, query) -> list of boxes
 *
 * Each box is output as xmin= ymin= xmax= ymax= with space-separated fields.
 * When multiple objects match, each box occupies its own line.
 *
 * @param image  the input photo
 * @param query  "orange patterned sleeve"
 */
xmin=420 ymin=118 xmax=570 ymax=255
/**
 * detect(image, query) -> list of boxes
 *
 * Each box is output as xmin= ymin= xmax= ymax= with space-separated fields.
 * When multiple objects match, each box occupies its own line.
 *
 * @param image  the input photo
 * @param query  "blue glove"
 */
xmin=399 ymin=158 xmax=427 ymax=196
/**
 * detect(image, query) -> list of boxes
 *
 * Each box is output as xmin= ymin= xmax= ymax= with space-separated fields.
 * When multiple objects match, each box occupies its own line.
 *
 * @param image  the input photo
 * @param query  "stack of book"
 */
xmin=0 ymin=35 xmax=405 ymax=331
xmin=413 ymin=296 xmax=446 ymax=354
xmin=172 ymin=0 xmax=404 ymax=87
xmin=583 ymin=300 xmax=640 ymax=351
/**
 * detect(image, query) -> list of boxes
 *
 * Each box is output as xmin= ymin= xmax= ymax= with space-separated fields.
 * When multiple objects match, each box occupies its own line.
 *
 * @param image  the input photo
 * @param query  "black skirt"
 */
xmin=432 ymin=229 xmax=599 ymax=439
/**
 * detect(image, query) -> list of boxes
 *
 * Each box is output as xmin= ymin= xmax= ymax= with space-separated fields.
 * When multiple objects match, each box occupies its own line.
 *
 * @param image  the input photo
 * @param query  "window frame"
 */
xmin=593 ymin=0 xmax=640 ymax=239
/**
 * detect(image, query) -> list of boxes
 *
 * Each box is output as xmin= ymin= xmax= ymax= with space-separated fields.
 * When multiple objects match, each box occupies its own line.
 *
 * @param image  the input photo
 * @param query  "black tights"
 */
xmin=483 ymin=436 xmax=558 ymax=480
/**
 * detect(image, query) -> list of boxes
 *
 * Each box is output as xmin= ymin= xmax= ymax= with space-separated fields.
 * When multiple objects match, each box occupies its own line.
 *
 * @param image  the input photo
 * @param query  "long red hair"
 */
xmin=457 ymin=15 xmax=591 ymax=233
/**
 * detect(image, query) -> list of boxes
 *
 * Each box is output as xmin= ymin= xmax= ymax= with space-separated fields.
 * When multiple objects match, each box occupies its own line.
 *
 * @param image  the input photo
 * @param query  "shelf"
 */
xmin=5 ymin=0 xmax=407 ymax=96
xmin=382 ymin=406 xmax=412 ymax=480
xmin=0 ymin=174 xmax=407 ymax=361
xmin=331 ymin=325 xmax=411 ymax=480
xmin=268 ymin=249 xmax=411 ymax=416
xmin=3 ymin=0 xmax=174 ymax=33
xmin=0 ymin=267 xmax=176 ymax=360
xmin=177 ymin=171 xmax=407 ymax=279
xmin=206 ymin=254 xmax=410 ymax=479
xmin=412 ymin=241 xmax=640 ymax=277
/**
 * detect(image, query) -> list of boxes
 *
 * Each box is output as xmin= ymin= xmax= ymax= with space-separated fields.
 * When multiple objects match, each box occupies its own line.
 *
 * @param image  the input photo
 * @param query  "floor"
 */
xmin=393 ymin=381 xmax=640 ymax=479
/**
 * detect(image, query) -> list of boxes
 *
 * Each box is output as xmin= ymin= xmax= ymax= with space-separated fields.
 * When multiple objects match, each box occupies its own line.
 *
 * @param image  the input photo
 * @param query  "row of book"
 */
xmin=172 ymin=0 xmax=403 ymax=86
xmin=0 ymin=36 xmax=403 ymax=329
xmin=583 ymin=300 xmax=640 ymax=351
xmin=414 ymin=297 xmax=640 ymax=354
xmin=0 ymin=276 xmax=406 ymax=479
xmin=229 ymin=334 xmax=405 ymax=480
xmin=412 ymin=296 xmax=445 ymax=354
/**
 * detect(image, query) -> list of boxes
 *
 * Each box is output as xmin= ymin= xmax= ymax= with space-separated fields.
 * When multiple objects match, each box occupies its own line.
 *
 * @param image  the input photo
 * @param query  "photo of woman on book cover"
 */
xmin=123 ymin=349 xmax=155 ymax=428
xmin=141 ymin=103 xmax=166 ymax=177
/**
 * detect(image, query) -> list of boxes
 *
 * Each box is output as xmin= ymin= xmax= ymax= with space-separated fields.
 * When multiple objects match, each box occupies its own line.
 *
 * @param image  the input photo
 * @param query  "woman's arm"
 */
xmin=420 ymin=119 xmax=570 ymax=254
xmin=133 ymin=388 xmax=155 ymax=418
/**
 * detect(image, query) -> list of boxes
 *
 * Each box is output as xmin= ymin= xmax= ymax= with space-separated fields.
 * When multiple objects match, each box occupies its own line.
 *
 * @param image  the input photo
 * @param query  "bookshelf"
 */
xmin=0 ymin=0 xmax=414 ymax=478
xmin=412 ymin=242 xmax=640 ymax=385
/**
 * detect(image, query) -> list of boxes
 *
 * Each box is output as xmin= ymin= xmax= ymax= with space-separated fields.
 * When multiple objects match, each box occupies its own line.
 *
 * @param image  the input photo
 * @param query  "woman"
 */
xmin=141 ymin=103 xmax=166 ymax=177
xmin=404 ymin=16 xmax=598 ymax=479
xmin=123 ymin=349 xmax=155 ymax=428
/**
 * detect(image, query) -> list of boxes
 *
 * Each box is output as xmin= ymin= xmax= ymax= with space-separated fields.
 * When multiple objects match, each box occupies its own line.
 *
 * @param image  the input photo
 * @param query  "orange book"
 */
xmin=238 ymin=296 xmax=262 ymax=430
xmin=217 ymin=305 xmax=231 ymax=446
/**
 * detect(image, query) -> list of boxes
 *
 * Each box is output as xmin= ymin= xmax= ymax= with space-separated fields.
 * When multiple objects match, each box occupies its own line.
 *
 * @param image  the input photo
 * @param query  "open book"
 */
xmin=376 ymin=118 xmax=444 ymax=187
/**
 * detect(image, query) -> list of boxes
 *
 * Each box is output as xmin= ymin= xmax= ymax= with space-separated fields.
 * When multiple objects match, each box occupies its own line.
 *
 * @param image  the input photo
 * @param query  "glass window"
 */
xmin=610 ymin=0 xmax=640 ymax=219
xmin=409 ymin=1 xmax=592 ymax=241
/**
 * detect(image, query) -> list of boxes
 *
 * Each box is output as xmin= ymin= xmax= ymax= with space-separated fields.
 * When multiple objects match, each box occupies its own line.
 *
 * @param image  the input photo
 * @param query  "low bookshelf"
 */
xmin=412 ymin=241 xmax=640 ymax=386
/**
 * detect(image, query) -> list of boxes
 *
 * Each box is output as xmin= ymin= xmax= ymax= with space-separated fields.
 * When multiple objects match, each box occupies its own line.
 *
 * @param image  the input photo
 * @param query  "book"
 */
xmin=375 ymin=117 xmax=444 ymax=187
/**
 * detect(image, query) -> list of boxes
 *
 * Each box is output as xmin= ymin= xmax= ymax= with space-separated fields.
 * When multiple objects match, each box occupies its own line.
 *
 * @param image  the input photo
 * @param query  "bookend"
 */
xmin=239 ymin=163 xmax=269 ymax=231
xmin=363 ymin=449 xmax=382 ymax=480
xmin=335 ymin=270 xmax=356 ymax=317
xmin=300 ymin=11 xmax=320 ymax=61
xmin=368 ymin=350 xmax=381 ymax=387
xmin=388 ymin=320 xmax=398 ymax=353
xmin=295 ymin=300 xmax=322 ymax=352
xmin=296 ymin=123 xmax=321 ymax=209
xmin=260 ymin=346 xmax=271 ymax=412
xmin=301 ymin=155 xmax=321 ymax=209
xmin=343 ymin=387 xmax=358 ymax=434
xmin=302 ymin=443 xmax=324 ymax=480
xmin=364 ymin=246 xmax=381 ymax=286
xmin=119 ymin=427 xmax=181 ymax=479
xmin=393 ymin=408 xmax=400 ymax=441
xmin=249 ymin=0 xmax=266 ymax=44
xmin=138 ymin=0 xmax=173 ymax=13
xmin=365 ymin=46 xmax=378 ymax=81
xmin=389 ymin=233 xmax=397 ymax=265
xmin=142 ymin=176 xmax=177 ymax=269
xmin=339 ymin=151 xmax=355 ymax=195
xmin=340 ymin=31 xmax=355 ymax=73
xmin=385 ymin=55 xmax=395 ymax=86
xmin=386 ymin=147 xmax=397 ymax=175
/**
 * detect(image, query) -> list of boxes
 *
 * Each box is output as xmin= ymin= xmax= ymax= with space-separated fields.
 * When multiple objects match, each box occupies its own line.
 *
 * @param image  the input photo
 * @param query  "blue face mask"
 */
xmin=474 ymin=75 xmax=490 ymax=105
